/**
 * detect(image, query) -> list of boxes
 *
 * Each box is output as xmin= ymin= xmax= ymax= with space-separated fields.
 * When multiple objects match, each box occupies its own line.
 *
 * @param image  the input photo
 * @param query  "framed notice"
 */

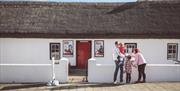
xmin=63 ymin=40 xmax=74 ymax=57
xmin=94 ymin=40 xmax=104 ymax=57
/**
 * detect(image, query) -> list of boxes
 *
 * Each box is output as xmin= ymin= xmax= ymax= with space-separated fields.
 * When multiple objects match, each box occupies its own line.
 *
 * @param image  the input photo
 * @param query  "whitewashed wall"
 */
xmin=88 ymin=59 xmax=180 ymax=83
xmin=0 ymin=64 xmax=52 ymax=83
xmin=96 ymin=39 xmax=180 ymax=64
xmin=0 ymin=58 xmax=68 ymax=83
xmin=0 ymin=38 xmax=179 ymax=66
xmin=0 ymin=38 xmax=179 ymax=83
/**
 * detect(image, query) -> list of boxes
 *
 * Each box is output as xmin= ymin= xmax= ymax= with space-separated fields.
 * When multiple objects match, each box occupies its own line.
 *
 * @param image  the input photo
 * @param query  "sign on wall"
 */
xmin=63 ymin=40 xmax=74 ymax=57
xmin=94 ymin=40 xmax=104 ymax=57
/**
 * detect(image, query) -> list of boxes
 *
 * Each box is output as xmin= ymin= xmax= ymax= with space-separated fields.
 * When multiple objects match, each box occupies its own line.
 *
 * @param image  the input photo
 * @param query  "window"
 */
xmin=167 ymin=43 xmax=178 ymax=60
xmin=125 ymin=43 xmax=137 ymax=54
xmin=50 ymin=43 xmax=60 ymax=60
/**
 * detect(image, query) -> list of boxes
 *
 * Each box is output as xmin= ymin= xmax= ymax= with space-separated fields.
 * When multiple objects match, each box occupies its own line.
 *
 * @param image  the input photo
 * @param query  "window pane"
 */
xmin=52 ymin=52 xmax=60 ymax=60
xmin=56 ymin=55 xmax=60 ymax=60
xmin=168 ymin=45 xmax=172 ymax=50
xmin=169 ymin=53 xmax=173 ymax=56
xmin=168 ymin=50 xmax=172 ymax=53
xmin=52 ymin=45 xmax=56 ymax=49
xmin=128 ymin=48 xmax=132 ymax=53
xmin=56 ymin=45 xmax=59 ymax=49
xmin=52 ymin=50 xmax=55 ymax=52
xmin=172 ymin=50 xmax=176 ymax=53
xmin=130 ymin=45 xmax=132 ymax=48
xmin=56 ymin=50 xmax=59 ymax=52
xmin=167 ymin=55 xmax=171 ymax=58
xmin=173 ymin=45 xmax=176 ymax=50
xmin=51 ymin=53 xmax=56 ymax=58
xmin=55 ymin=53 xmax=60 ymax=60
xmin=172 ymin=54 xmax=175 ymax=58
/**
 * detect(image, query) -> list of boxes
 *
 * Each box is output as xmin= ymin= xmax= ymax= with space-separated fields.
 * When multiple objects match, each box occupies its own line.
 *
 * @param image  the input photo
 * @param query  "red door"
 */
xmin=76 ymin=41 xmax=91 ymax=69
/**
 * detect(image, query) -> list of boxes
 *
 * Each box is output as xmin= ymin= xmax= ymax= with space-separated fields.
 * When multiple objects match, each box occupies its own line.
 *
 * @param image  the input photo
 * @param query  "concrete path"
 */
xmin=0 ymin=82 xmax=180 ymax=91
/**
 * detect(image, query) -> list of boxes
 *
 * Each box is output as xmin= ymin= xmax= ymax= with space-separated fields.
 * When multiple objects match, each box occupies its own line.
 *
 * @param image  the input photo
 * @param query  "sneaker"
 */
xmin=114 ymin=81 xmax=118 ymax=84
xmin=120 ymin=81 xmax=125 ymax=85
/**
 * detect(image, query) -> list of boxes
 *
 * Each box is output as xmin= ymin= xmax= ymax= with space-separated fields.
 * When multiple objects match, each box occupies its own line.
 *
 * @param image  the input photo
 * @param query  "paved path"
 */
xmin=0 ymin=82 xmax=180 ymax=91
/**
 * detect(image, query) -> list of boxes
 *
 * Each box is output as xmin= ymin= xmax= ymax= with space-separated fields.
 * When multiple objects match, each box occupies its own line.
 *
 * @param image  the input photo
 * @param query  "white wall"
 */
xmin=95 ymin=39 xmax=180 ymax=64
xmin=0 ymin=58 xmax=68 ymax=83
xmin=88 ymin=59 xmax=180 ymax=83
xmin=0 ymin=38 xmax=179 ymax=66
xmin=0 ymin=64 xmax=52 ymax=83
xmin=0 ymin=38 xmax=179 ymax=83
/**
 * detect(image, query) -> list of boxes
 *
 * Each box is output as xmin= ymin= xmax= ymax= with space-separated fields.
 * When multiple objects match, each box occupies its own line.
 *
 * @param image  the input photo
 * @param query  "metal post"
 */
xmin=52 ymin=57 xmax=55 ymax=80
xmin=85 ymin=60 xmax=88 ymax=82
xmin=47 ymin=57 xmax=59 ymax=86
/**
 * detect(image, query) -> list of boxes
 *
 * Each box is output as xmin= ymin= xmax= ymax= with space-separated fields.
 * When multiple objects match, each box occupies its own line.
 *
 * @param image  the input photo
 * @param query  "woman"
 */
xmin=134 ymin=48 xmax=147 ymax=83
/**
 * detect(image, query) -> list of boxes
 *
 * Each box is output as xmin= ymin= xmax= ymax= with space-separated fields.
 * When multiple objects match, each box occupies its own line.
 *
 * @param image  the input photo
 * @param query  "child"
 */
xmin=125 ymin=55 xmax=133 ymax=83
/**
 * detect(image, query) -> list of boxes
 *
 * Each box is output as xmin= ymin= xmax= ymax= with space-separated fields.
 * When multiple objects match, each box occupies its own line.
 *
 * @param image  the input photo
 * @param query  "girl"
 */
xmin=125 ymin=55 xmax=133 ymax=83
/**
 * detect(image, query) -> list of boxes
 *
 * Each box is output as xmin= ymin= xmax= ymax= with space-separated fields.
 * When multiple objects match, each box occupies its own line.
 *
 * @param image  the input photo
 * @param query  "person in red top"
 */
xmin=119 ymin=43 xmax=125 ymax=54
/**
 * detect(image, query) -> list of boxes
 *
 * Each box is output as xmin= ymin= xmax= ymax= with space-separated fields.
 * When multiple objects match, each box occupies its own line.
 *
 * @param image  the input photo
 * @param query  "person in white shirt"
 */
xmin=113 ymin=41 xmax=125 ymax=84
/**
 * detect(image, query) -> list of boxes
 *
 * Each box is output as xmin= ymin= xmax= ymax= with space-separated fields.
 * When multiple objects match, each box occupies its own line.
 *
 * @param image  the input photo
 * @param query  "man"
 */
xmin=118 ymin=43 xmax=126 ymax=82
xmin=113 ymin=41 xmax=125 ymax=84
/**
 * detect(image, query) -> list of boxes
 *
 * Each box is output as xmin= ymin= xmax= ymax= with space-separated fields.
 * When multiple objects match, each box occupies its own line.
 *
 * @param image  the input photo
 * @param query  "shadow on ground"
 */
xmin=51 ymin=83 xmax=123 ymax=90
xmin=0 ymin=83 xmax=46 ymax=90
xmin=0 ymin=83 xmax=124 ymax=90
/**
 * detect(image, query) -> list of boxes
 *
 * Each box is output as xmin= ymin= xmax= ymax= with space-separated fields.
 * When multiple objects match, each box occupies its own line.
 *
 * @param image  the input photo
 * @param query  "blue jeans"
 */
xmin=113 ymin=61 xmax=124 ymax=82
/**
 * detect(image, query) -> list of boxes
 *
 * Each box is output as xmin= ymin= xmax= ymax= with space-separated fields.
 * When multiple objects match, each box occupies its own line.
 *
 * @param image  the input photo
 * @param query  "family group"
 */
xmin=113 ymin=41 xmax=147 ymax=84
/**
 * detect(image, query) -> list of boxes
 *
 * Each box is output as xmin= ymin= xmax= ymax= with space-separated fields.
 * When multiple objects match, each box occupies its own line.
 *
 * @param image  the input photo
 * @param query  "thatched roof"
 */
xmin=0 ymin=1 xmax=180 ymax=38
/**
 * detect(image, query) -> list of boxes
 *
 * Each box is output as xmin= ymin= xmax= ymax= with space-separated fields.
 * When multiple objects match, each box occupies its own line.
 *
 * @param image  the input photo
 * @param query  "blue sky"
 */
xmin=2 ymin=0 xmax=137 ymax=2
